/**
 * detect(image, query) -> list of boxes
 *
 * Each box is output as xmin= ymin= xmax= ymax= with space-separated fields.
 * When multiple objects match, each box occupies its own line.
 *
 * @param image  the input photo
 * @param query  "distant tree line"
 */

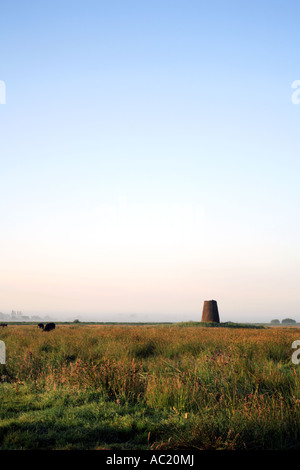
xmin=271 ymin=318 xmax=297 ymax=324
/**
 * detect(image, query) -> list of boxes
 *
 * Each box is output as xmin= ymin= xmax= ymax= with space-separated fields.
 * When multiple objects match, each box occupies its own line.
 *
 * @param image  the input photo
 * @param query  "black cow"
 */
xmin=43 ymin=322 xmax=56 ymax=332
xmin=37 ymin=323 xmax=44 ymax=330
xmin=0 ymin=323 xmax=7 ymax=328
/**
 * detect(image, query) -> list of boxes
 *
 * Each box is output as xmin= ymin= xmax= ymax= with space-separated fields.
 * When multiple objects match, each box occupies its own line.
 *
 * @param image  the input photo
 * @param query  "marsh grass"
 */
xmin=1 ymin=324 xmax=300 ymax=449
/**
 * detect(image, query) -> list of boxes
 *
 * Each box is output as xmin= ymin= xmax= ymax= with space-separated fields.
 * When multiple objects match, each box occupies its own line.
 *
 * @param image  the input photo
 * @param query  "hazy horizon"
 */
xmin=0 ymin=307 xmax=298 ymax=325
xmin=1 ymin=1 xmax=300 ymax=323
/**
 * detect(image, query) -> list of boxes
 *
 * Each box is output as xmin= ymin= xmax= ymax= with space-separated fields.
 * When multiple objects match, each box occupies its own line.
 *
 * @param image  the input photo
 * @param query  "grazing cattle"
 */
xmin=0 ymin=323 xmax=7 ymax=328
xmin=44 ymin=322 xmax=56 ymax=332
xmin=37 ymin=323 xmax=44 ymax=330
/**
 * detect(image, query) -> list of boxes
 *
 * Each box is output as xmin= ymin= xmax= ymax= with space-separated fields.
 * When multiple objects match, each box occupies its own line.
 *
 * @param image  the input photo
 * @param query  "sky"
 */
xmin=0 ymin=0 xmax=300 ymax=322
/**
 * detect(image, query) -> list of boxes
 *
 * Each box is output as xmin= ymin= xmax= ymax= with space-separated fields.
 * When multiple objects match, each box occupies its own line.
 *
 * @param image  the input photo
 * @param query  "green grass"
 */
xmin=0 ymin=385 xmax=173 ymax=450
xmin=1 ymin=324 xmax=300 ymax=449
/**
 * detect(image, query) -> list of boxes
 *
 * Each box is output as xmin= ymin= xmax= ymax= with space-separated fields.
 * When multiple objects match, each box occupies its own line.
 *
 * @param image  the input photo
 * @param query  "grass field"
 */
xmin=1 ymin=323 xmax=300 ymax=450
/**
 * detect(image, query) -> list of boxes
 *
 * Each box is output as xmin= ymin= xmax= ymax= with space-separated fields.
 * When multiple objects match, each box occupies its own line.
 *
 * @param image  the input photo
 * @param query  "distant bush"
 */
xmin=270 ymin=319 xmax=280 ymax=324
xmin=282 ymin=318 xmax=296 ymax=324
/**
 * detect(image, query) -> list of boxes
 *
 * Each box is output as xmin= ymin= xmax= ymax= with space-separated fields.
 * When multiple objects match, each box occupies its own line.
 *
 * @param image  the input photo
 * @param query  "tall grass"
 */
xmin=1 ymin=324 xmax=300 ymax=449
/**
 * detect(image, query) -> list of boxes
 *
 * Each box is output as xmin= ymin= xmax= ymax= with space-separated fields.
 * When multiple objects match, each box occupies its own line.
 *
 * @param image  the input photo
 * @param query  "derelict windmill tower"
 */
xmin=201 ymin=300 xmax=220 ymax=323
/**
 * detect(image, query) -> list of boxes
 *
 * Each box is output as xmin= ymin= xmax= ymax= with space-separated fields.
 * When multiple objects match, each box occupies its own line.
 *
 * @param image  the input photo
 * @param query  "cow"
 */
xmin=37 ymin=323 xmax=44 ymax=330
xmin=0 ymin=323 xmax=7 ymax=328
xmin=43 ymin=322 xmax=56 ymax=332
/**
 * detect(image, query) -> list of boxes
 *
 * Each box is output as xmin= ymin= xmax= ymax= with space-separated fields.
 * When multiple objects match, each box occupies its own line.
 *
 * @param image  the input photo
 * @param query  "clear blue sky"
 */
xmin=0 ymin=1 xmax=299 ymax=322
